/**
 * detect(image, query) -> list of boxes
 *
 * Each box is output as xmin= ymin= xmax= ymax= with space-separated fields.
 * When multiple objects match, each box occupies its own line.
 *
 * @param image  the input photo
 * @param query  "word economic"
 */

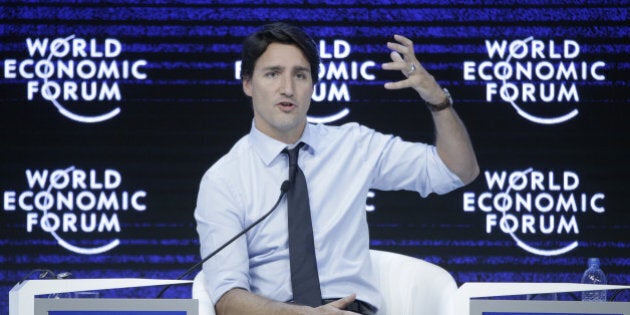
xmin=3 ymin=169 xmax=147 ymax=234
xmin=3 ymin=37 xmax=147 ymax=101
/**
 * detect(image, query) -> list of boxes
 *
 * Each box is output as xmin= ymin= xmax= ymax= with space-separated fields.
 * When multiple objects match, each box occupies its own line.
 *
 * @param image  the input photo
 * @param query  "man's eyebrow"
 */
xmin=261 ymin=65 xmax=284 ymax=72
xmin=293 ymin=66 xmax=311 ymax=73
xmin=260 ymin=65 xmax=310 ymax=73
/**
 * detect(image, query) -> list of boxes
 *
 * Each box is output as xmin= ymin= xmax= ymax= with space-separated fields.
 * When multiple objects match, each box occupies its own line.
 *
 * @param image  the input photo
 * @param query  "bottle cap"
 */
xmin=587 ymin=257 xmax=600 ymax=267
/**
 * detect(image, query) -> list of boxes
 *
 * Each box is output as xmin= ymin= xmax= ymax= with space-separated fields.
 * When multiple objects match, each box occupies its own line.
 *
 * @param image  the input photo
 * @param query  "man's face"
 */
xmin=243 ymin=43 xmax=314 ymax=143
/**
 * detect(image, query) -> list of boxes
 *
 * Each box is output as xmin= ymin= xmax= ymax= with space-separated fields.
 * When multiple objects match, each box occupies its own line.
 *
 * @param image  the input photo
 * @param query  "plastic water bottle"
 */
xmin=580 ymin=257 xmax=607 ymax=302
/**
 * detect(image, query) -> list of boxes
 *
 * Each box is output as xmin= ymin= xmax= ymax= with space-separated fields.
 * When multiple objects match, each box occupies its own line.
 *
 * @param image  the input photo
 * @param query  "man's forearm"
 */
xmin=432 ymin=104 xmax=479 ymax=185
xmin=215 ymin=288 xmax=308 ymax=315
xmin=215 ymin=289 xmax=359 ymax=315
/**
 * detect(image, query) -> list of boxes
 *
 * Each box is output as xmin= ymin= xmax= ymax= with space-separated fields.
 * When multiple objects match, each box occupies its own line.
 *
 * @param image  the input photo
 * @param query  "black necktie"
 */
xmin=283 ymin=143 xmax=322 ymax=307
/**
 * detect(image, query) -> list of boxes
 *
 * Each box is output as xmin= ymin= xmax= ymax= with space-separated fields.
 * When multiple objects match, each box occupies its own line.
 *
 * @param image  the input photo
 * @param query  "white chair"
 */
xmin=192 ymin=249 xmax=458 ymax=315
xmin=369 ymin=249 xmax=458 ymax=315
xmin=192 ymin=270 xmax=216 ymax=315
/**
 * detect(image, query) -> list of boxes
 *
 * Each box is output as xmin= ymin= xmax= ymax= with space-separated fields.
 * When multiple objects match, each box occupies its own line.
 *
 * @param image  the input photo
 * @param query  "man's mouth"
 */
xmin=278 ymin=102 xmax=295 ymax=109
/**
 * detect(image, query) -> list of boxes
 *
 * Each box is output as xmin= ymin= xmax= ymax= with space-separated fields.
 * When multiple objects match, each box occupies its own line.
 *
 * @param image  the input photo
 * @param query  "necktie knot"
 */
xmin=283 ymin=142 xmax=305 ymax=184
xmin=283 ymin=142 xmax=305 ymax=167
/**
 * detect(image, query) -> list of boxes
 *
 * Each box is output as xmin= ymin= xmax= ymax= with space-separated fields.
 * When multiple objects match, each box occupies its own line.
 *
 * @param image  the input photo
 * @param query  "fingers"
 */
xmin=388 ymin=34 xmax=415 ymax=55
xmin=386 ymin=41 xmax=410 ymax=56
xmin=394 ymin=34 xmax=414 ymax=46
xmin=383 ymin=48 xmax=415 ymax=89
xmin=390 ymin=51 xmax=404 ymax=63
xmin=382 ymin=51 xmax=407 ymax=72
xmin=382 ymin=34 xmax=431 ymax=91
xmin=386 ymin=34 xmax=416 ymax=66
xmin=383 ymin=34 xmax=419 ymax=81
xmin=384 ymin=38 xmax=414 ymax=68
xmin=325 ymin=293 xmax=356 ymax=309
xmin=384 ymin=80 xmax=412 ymax=90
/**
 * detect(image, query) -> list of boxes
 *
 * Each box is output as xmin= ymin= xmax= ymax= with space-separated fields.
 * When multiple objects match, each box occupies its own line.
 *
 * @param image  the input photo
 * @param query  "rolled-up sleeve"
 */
xmin=369 ymin=133 xmax=464 ymax=196
xmin=194 ymin=170 xmax=251 ymax=304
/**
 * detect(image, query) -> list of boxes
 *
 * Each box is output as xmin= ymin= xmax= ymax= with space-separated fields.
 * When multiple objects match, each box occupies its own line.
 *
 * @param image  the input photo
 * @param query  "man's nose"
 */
xmin=280 ymin=74 xmax=294 ymax=97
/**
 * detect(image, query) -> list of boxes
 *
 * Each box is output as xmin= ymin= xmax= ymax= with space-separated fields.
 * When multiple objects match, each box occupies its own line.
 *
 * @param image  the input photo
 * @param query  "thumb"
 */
xmin=325 ymin=293 xmax=356 ymax=309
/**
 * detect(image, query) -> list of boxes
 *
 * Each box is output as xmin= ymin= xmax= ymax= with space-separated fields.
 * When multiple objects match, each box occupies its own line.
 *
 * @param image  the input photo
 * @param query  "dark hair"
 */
xmin=241 ymin=22 xmax=319 ymax=83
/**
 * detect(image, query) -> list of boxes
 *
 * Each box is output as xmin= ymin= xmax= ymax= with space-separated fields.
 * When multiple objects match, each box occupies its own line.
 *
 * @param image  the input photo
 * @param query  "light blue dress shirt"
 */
xmin=194 ymin=121 xmax=463 ymax=310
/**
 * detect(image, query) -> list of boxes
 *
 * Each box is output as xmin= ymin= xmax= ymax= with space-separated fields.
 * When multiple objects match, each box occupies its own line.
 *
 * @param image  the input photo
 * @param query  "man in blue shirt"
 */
xmin=195 ymin=22 xmax=479 ymax=315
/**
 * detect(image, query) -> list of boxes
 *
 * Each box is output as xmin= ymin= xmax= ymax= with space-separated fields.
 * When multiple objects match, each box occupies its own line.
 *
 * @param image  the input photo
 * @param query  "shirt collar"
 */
xmin=249 ymin=120 xmax=321 ymax=166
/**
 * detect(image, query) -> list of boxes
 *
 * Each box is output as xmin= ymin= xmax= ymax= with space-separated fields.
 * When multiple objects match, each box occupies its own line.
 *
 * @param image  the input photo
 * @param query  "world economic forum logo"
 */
xmin=463 ymin=37 xmax=607 ymax=125
xmin=3 ymin=35 xmax=147 ymax=123
xmin=2 ymin=166 xmax=148 ymax=255
xmin=462 ymin=168 xmax=606 ymax=256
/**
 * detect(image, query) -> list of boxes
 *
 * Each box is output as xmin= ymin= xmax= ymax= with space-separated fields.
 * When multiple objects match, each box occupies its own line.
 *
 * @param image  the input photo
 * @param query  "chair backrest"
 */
xmin=192 ymin=271 xmax=216 ymax=315
xmin=192 ymin=249 xmax=458 ymax=315
xmin=369 ymin=249 xmax=458 ymax=315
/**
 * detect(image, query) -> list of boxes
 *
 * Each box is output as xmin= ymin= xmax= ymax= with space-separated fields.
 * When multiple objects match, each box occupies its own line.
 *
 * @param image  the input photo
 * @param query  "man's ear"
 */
xmin=242 ymin=77 xmax=252 ymax=97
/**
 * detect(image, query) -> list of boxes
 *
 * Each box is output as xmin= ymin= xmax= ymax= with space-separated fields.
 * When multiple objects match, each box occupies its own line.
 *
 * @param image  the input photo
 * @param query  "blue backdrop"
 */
xmin=1 ymin=0 xmax=629 ymax=310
